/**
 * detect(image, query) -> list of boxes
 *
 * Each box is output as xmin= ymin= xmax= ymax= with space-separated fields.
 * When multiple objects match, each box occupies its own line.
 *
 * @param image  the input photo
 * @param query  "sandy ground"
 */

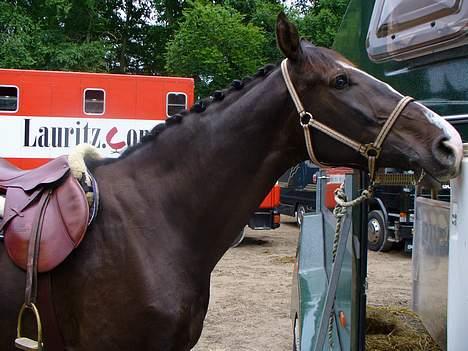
xmin=192 ymin=217 xmax=412 ymax=351
xmin=367 ymin=249 xmax=412 ymax=308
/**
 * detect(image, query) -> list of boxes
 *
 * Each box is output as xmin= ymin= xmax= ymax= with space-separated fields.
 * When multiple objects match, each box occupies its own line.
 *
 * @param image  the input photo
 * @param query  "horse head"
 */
xmin=276 ymin=13 xmax=462 ymax=182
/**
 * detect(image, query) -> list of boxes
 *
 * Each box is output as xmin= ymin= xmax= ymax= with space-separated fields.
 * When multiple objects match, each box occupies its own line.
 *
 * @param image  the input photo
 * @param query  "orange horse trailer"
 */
xmin=0 ymin=68 xmax=194 ymax=169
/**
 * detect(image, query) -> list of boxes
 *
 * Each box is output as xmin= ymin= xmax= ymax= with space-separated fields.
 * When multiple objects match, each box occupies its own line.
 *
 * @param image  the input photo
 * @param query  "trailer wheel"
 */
xmin=296 ymin=204 xmax=306 ymax=227
xmin=368 ymin=210 xmax=393 ymax=252
xmin=230 ymin=227 xmax=246 ymax=248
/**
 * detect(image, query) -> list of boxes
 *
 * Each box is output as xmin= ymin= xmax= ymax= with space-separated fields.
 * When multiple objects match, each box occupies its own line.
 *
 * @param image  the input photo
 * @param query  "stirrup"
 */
xmin=15 ymin=303 xmax=43 ymax=351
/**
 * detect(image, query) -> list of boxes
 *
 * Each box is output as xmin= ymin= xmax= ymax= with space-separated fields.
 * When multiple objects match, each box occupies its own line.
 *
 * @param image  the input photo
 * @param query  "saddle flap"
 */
xmin=4 ymin=174 xmax=89 ymax=272
xmin=0 ymin=156 xmax=70 ymax=192
xmin=0 ymin=188 xmax=43 ymax=233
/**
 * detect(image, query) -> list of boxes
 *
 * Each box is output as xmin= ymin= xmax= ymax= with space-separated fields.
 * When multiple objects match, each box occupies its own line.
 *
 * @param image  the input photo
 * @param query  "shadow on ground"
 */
xmin=236 ymin=236 xmax=270 ymax=246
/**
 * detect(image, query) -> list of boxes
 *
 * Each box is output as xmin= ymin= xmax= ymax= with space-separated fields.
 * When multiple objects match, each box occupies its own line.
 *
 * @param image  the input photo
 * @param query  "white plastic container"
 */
xmin=448 ymin=144 xmax=468 ymax=351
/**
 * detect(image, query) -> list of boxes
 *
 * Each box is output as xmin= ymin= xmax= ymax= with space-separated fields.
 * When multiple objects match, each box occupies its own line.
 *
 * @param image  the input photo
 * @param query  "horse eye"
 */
xmin=334 ymin=74 xmax=349 ymax=89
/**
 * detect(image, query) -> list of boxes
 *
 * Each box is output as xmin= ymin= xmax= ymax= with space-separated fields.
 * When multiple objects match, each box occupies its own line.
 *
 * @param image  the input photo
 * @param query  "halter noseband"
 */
xmin=280 ymin=58 xmax=413 ymax=183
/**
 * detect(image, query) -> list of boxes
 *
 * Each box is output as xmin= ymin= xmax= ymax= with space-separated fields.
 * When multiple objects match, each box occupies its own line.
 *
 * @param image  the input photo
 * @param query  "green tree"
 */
xmin=218 ymin=0 xmax=286 ymax=63
xmin=296 ymin=0 xmax=350 ymax=48
xmin=1 ymin=0 xmax=348 ymax=76
xmin=250 ymin=0 xmax=285 ymax=63
xmin=291 ymin=0 xmax=316 ymax=14
xmin=102 ymin=0 xmax=156 ymax=73
xmin=154 ymin=0 xmax=187 ymax=27
xmin=165 ymin=2 xmax=267 ymax=97
xmin=0 ymin=1 xmax=41 ymax=68
xmin=0 ymin=0 xmax=108 ymax=71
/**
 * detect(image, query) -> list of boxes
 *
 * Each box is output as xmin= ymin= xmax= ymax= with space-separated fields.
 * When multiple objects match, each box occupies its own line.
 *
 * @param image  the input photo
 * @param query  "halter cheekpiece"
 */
xmin=280 ymin=58 xmax=414 ymax=183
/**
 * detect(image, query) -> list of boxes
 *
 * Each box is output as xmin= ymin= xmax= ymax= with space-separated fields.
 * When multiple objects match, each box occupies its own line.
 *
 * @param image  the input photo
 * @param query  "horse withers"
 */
xmin=0 ymin=12 xmax=462 ymax=351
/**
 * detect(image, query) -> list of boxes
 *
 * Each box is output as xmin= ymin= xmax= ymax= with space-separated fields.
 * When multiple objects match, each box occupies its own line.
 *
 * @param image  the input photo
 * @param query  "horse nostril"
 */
xmin=441 ymin=140 xmax=455 ymax=157
xmin=433 ymin=137 xmax=456 ymax=166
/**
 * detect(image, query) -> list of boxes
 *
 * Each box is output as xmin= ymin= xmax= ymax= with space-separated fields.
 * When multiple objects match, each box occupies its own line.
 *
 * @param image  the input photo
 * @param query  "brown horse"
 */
xmin=0 ymin=13 xmax=462 ymax=350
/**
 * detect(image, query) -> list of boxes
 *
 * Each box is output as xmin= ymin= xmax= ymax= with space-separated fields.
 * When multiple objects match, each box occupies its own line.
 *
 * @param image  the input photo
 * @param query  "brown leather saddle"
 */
xmin=0 ymin=156 xmax=90 ymax=272
xmin=0 ymin=155 xmax=94 ymax=350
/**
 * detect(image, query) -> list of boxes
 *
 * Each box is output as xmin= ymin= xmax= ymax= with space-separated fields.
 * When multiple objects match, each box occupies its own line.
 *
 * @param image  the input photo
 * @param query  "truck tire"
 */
xmin=368 ymin=210 xmax=393 ymax=252
xmin=230 ymin=227 xmax=246 ymax=248
xmin=296 ymin=204 xmax=306 ymax=227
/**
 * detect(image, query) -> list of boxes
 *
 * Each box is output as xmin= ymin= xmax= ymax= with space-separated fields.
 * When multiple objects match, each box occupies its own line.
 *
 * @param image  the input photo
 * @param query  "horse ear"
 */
xmin=276 ymin=12 xmax=302 ymax=61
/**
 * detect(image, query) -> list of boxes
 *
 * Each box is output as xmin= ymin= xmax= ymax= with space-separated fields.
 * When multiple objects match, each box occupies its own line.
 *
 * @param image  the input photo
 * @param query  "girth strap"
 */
xmin=280 ymin=58 xmax=414 ymax=181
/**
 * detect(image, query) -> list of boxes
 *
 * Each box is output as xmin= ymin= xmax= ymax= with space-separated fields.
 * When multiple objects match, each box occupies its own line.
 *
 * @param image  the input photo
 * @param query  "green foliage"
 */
xmin=0 ymin=0 xmax=348 ymax=88
xmin=41 ymin=40 xmax=108 ymax=71
xmin=223 ymin=0 xmax=257 ymax=21
xmin=296 ymin=0 xmax=350 ymax=48
xmin=0 ymin=0 xmax=107 ymax=71
xmin=250 ymin=0 xmax=285 ymax=63
xmin=165 ymin=2 xmax=267 ymax=97
xmin=0 ymin=2 xmax=40 ymax=68
xmin=154 ymin=0 xmax=187 ymax=27
xmin=102 ymin=0 xmax=158 ymax=73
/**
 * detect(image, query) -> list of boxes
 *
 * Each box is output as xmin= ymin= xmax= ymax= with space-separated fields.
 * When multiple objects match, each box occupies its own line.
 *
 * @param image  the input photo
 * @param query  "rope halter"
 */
xmin=280 ymin=58 xmax=414 ymax=184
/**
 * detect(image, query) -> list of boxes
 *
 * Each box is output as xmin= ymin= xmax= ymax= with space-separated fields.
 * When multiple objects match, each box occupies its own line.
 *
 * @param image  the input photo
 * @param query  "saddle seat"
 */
xmin=0 ymin=155 xmax=90 ymax=272
xmin=0 ymin=156 xmax=70 ymax=191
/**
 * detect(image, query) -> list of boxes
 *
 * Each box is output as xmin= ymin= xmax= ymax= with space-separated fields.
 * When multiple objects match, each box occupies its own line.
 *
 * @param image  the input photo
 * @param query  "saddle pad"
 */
xmin=3 ymin=174 xmax=89 ymax=272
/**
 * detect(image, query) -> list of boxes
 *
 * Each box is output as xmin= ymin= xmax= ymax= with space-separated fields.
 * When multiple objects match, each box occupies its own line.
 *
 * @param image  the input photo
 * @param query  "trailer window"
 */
xmin=167 ymin=93 xmax=187 ymax=116
xmin=0 ymin=86 xmax=18 ymax=112
xmin=367 ymin=0 xmax=468 ymax=62
xmin=377 ymin=0 xmax=460 ymax=37
xmin=84 ymin=89 xmax=105 ymax=115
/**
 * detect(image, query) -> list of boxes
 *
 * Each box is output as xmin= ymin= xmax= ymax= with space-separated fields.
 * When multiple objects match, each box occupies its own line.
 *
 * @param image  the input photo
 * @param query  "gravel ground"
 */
xmin=192 ymin=217 xmax=412 ymax=351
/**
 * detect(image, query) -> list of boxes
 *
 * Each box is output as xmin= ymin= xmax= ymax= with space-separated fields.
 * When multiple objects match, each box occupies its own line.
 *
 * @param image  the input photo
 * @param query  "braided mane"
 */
xmin=118 ymin=63 xmax=277 ymax=159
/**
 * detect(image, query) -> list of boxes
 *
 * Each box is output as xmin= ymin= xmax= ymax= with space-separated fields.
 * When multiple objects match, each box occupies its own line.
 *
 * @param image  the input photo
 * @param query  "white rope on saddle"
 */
xmin=68 ymin=143 xmax=102 ymax=186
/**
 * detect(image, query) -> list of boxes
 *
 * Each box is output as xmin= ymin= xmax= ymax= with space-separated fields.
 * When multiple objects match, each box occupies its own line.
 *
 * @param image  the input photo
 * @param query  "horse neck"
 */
xmin=97 ymin=69 xmax=303 ymax=270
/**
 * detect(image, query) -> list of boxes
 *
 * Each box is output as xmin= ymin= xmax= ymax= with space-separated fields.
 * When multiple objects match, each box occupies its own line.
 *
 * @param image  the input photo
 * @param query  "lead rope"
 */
xmin=327 ymin=184 xmax=373 ymax=348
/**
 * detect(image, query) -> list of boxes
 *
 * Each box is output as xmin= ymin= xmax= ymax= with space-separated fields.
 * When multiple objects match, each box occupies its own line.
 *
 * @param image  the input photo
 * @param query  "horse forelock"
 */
xmin=300 ymin=41 xmax=356 ymax=76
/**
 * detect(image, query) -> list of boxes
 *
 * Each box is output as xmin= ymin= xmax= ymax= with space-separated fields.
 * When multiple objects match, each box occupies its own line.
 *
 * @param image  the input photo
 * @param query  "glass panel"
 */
xmin=0 ymin=86 xmax=18 ymax=111
xmin=168 ymin=104 xmax=185 ymax=116
xmin=84 ymin=90 xmax=104 ymax=114
xmin=168 ymin=93 xmax=186 ymax=105
xmin=377 ymin=0 xmax=460 ymax=37
xmin=167 ymin=93 xmax=187 ymax=116
xmin=367 ymin=0 xmax=468 ymax=61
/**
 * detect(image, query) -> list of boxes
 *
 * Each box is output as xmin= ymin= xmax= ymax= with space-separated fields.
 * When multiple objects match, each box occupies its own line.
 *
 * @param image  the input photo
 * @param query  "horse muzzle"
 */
xmin=429 ymin=124 xmax=463 ymax=182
